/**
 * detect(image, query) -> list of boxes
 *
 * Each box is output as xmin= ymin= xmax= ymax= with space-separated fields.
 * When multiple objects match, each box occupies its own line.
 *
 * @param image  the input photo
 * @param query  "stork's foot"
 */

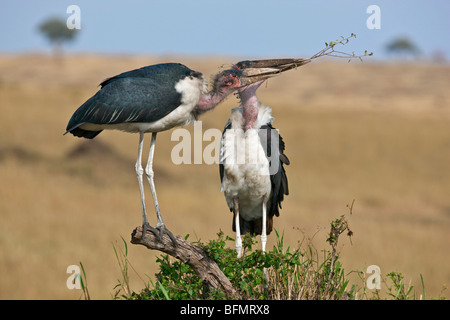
xmin=142 ymin=222 xmax=159 ymax=240
xmin=141 ymin=222 xmax=178 ymax=247
xmin=156 ymin=224 xmax=178 ymax=248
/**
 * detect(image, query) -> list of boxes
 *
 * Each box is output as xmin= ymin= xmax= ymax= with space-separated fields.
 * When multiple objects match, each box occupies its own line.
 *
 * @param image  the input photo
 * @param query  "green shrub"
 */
xmin=123 ymin=225 xmax=356 ymax=300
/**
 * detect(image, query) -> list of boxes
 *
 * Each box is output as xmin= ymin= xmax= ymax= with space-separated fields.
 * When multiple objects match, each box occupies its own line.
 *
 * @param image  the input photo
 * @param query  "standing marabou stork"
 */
xmin=65 ymin=62 xmax=265 ymax=243
xmin=219 ymin=59 xmax=310 ymax=257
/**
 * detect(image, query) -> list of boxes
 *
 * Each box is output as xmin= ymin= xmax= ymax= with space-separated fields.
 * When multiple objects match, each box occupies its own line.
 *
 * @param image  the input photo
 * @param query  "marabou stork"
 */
xmin=65 ymin=62 xmax=264 ymax=242
xmin=219 ymin=59 xmax=310 ymax=257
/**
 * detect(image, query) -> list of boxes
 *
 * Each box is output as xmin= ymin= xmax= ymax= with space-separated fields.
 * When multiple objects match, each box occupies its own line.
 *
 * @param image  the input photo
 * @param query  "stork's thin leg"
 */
xmin=234 ymin=197 xmax=242 ymax=258
xmin=262 ymin=196 xmax=269 ymax=292
xmin=145 ymin=132 xmax=177 ymax=246
xmin=261 ymin=196 xmax=267 ymax=253
xmin=145 ymin=132 xmax=163 ymax=226
xmin=136 ymin=132 xmax=157 ymax=238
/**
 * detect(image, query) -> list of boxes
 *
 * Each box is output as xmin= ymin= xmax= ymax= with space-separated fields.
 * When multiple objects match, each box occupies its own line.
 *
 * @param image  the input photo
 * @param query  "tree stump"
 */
xmin=130 ymin=226 xmax=241 ymax=299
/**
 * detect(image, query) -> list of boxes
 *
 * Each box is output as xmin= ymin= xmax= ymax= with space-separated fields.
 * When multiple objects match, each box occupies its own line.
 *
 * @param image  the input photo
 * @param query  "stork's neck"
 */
xmin=195 ymin=91 xmax=228 ymax=113
xmin=239 ymin=81 xmax=264 ymax=131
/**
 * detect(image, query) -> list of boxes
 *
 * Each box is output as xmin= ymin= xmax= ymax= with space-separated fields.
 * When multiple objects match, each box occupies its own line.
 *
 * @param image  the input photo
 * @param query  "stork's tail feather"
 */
xmin=64 ymin=125 xmax=102 ymax=139
xmin=232 ymin=214 xmax=273 ymax=236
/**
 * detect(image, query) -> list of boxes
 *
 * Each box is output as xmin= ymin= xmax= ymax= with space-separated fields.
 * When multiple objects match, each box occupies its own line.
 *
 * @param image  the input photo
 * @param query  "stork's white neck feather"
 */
xmin=229 ymin=102 xmax=273 ymax=131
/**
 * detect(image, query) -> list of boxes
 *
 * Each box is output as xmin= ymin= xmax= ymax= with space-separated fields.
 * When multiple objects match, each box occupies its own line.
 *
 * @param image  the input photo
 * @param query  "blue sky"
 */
xmin=1 ymin=0 xmax=449 ymax=59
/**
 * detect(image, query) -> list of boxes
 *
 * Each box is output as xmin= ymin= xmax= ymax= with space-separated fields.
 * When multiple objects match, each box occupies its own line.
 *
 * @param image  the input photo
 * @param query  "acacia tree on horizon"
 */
xmin=386 ymin=37 xmax=421 ymax=58
xmin=38 ymin=17 xmax=79 ymax=58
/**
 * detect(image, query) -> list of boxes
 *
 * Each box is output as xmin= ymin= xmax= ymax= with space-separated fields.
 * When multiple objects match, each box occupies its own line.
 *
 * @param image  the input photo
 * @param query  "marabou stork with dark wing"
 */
xmin=219 ymin=58 xmax=310 ymax=257
xmin=65 ymin=62 xmax=265 ymax=243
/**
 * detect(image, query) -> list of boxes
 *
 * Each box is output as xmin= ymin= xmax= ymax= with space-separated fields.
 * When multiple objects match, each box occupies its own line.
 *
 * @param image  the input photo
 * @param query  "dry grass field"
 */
xmin=0 ymin=54 xmax=449 ymax=299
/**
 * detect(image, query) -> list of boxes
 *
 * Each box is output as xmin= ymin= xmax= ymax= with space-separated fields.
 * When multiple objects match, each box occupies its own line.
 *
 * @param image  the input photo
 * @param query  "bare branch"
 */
xmin=130 ymin=226 xmax=241 ymax=299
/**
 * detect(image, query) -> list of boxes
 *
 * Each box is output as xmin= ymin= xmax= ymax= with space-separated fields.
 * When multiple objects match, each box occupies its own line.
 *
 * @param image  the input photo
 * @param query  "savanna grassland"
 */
xmin=0 ymin=54 xmax=449 ymax=299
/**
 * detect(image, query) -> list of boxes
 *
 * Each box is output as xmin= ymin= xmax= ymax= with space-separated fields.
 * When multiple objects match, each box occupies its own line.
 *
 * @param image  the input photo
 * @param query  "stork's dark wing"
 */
xmin=99 ymin=63 xmax=201 ymax=88
xmin=259 ymin=124 xmax=290 ymax=219
xmin=65 ymin=63 xmax=201 ymax=139
xmin=219 ymin=121 xmax=232 ymax=187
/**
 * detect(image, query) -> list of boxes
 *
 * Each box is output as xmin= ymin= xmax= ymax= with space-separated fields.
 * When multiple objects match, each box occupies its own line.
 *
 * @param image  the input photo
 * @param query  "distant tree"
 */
xmin=386 ymin=37 xmax=420 ymax=57
xmin=38 ymin=17 xmax=78 ymax=57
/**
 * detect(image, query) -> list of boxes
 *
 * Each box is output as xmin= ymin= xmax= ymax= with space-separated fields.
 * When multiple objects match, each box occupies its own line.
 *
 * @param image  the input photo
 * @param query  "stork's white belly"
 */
xmin=221 ymin=128 xmax=271 ymax=221
xmin=80 ymin=107 xmax=196 ymax=133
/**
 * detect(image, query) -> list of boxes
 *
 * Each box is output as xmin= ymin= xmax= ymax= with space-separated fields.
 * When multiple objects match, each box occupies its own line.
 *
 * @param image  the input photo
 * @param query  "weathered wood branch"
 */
xmin=130 ymin=226 xmax=241 ymax=299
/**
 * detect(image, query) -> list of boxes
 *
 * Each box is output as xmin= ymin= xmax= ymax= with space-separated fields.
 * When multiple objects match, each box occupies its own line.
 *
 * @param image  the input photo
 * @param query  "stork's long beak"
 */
xmin=234 ymin=58 xmax=311 ymax=87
